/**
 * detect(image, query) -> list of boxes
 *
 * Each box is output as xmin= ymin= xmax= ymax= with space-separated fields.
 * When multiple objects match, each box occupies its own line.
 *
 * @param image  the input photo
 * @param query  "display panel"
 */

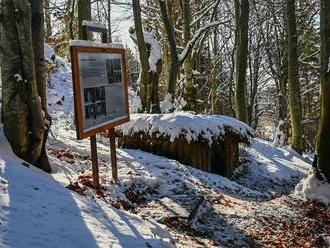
xmin=71 ymin=45 xmax=129 ymax=139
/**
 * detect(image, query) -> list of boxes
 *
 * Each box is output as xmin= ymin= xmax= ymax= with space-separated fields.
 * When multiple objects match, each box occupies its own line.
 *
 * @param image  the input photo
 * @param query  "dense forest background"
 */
xmin=45 ymin=0 xmax=321 ymax=152
xmin=0 ymin=0 xmax=329 ymax=180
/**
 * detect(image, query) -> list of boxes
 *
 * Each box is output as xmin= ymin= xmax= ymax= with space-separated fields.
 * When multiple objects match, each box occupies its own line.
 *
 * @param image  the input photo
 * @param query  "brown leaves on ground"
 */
xmin=66 ymin=174 xmax=106 ymax=198
xmin=66 ymin=174 xmax=138 ymax=211
xmin=247 ymin=198 xmax=330 ymax=248
xmin=66 ymin=181 xmax=86 ymax=196
xmin=48 ymin=148 xmax=89 ymax=163
xmin=159 ymin=216 xmax=189 ymax=229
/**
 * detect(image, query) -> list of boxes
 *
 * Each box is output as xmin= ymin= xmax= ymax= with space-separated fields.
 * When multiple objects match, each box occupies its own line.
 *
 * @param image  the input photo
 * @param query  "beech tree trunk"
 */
xmin=159 ymin=0 xmax=180 ymax=101
xmin=316 ymin=0 xmax=330 ymax=180
xmin=149 ymin=56 xmax=162 ymax=114
xmin=234 ymin=0 xmax=249 ymax=123
xmin=78 ymin=0 xmax=91 ymax=39
xmin=247 ymin=52 xmax=260 ymax=128
xmin=285 ymin=0 xmax=303 ymax=153
xmin=1 ymin=0 xmax=46 ymax=168
xmin=211 ymin=10 xmax=219 ymax=115
xmin=278 ymin=47 xmax=288 ymax=123
xmin=44 ymin=0 xmax=52 ymax=41
xmin=67 ymin=0 xmax=76 ymax=39
xmin=132 ymin=0 xmax=151 ymax=112
xmin=182 ymin=0 xmax=195 ymax=110
xmin=30 ymin=0 xmax=51 ymax=172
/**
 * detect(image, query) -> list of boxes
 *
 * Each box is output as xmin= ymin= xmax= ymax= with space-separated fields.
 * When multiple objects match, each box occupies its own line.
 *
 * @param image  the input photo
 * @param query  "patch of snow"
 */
xmin=325 ymin=236 xmax=330 ymax=246
xmin=128 ymin=88 xmax=141 ymax=113
xmin=44 ymin=43 xmax=55 ymax=64
xmin=82 ymin=20 xmax=107 ymax=30
xmin=295 ymin=173 xmax=330 ymax=205
xmin=273 ymin=120 xmax=285 ymax=147
xmin=235 ymin=138 xmax=310 ymax=196
xmin=47 ymin=56 xmax=73 ymax=109
xmin=144 ymin=32 xmax=162 ymax=73
xmin=160 ymin=94 xmax=187 ymax=113
xmin=192 ymin=70 xmax=200 ymax=75
xmin=14 ymin=74 xmax=22 ymax=82
xmin=130 ymin=31 xmax=162 ymax=73
xmin=116 ymin=112 xmax=254 ymax=144
xmin=69 ymin=40 xmax=123 ymax=49
xmin=0 ymin=130 xmax=173 ymax=248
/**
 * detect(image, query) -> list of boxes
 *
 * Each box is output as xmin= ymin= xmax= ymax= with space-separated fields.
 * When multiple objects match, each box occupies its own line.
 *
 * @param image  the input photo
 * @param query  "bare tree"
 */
xmin=78 ymin=0 xmax=91 ymax=39
xmin=234 ymin=0 xmax=249 ymax=123
xmin=1 ymin=0 xmax=48 ymax=170
xmin=316 ymin=0 xmax=330 ymax=180
xmin=132 ymin=0 xmax=151 ymax=112
xmin=286 ymin=0 xmax=303 ymax=153
xmin=30 ymin=0 xmax=52 ymax=171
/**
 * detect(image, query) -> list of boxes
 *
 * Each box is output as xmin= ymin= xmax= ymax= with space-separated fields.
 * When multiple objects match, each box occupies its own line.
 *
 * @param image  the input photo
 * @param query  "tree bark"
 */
xmin=247 ymin=54 xmax=260 ymax=127
xmin=1 ymin=0 xmax=45 ymax=167
xmin=234 ymin=0 xmax=249 ymax=123
xmin=29 ymin=0 xmax=51 ymax=172
xmin=211 ymin=9 xmax=220 ymax=115
xmin=67 ymin=0 xmax=76 ymax=39
xmin=44 ymin=0 xmax=52 ymax=41
xmin=78 ymin=0 xmax=91 ymax=39
xmin=278 ymin=46 xmax=288 ymax=123
xmin=107 ymin=0 xmax=112 ymax=42
xmin=132 ymin=0 xmax=151 ymax=112
xmin=159 ymin=0 xmax=180 ymax=101
xmin=182 ymin=0 xmax=195 ymax=110
xmin=286 ymin=0 xmax=303 ymax=153
xmin=316 ymin=0 xmax=330 ymax=180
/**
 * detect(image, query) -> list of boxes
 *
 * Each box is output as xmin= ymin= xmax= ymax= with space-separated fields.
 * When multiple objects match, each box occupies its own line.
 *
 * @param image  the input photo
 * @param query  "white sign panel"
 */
xmin=78 ymin=53 xmax=128 ymax=132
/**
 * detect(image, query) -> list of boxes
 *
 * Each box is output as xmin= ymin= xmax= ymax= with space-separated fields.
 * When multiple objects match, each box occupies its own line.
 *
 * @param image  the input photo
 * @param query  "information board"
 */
xmin=70 ymin=44 xmax=130 ymax=139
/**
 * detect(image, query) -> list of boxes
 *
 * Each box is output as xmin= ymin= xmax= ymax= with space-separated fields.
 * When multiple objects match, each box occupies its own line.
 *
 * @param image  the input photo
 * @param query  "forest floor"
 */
xmin=43 ymin=58 xmax=330 ymax=247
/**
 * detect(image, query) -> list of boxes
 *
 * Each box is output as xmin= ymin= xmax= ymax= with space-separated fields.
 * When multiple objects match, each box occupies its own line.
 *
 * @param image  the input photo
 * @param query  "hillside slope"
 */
xmin=0 ymin=128 xmax=173 ymax=248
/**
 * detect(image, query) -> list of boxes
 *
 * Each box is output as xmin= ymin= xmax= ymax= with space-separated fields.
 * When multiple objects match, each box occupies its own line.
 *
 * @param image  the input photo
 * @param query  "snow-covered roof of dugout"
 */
xmin=69 ymin=40 xmax=124 ymax=49
xmin=117 ymin=113 xmax=254 ymax=145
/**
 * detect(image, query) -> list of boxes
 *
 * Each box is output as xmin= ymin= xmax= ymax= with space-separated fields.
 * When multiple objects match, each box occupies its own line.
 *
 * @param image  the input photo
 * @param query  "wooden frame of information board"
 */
xmin=70 ymin=45 xmax=130 ymax=140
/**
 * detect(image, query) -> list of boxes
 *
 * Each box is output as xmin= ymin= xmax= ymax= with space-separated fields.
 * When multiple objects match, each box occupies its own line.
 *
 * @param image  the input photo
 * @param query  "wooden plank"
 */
xmin=109 ymin=128 xmax=118 ymax=182
xmin=90 ymin=135 xmax=100 ymax=189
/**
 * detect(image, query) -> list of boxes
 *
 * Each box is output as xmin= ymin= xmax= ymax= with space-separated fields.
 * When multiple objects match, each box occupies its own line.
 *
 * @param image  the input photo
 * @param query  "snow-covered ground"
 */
xmin=44 ymin=57 xmax=330 ymax=247
xmin=0 ymin=127 xmax=173 ymax=248
xmin=0 ymin=59 xmax=173 ymax=248
xmin=1 ymin=54 xmax=330 ymax=247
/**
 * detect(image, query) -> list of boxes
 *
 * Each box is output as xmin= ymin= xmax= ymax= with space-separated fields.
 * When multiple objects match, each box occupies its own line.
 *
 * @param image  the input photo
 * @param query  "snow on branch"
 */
xmin=191 ymin=0 xmax=221 ymax=26
xmin=179 ymin=21 xmax=223 ymax=64
xmin=130 ymin=30 xmax=162 ymax=73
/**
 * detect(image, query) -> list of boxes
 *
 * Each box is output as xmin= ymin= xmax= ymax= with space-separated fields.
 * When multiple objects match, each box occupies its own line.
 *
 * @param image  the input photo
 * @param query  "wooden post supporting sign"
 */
xmin=90 ymin=135 xmax=100 ymax=189
xmin=71 ymin=21 xmax=129 ymax=188
xmin=109 ymin=128 xmax=118 ymax=182
xmin=81 ymin=22 xmax=102 ymax=189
